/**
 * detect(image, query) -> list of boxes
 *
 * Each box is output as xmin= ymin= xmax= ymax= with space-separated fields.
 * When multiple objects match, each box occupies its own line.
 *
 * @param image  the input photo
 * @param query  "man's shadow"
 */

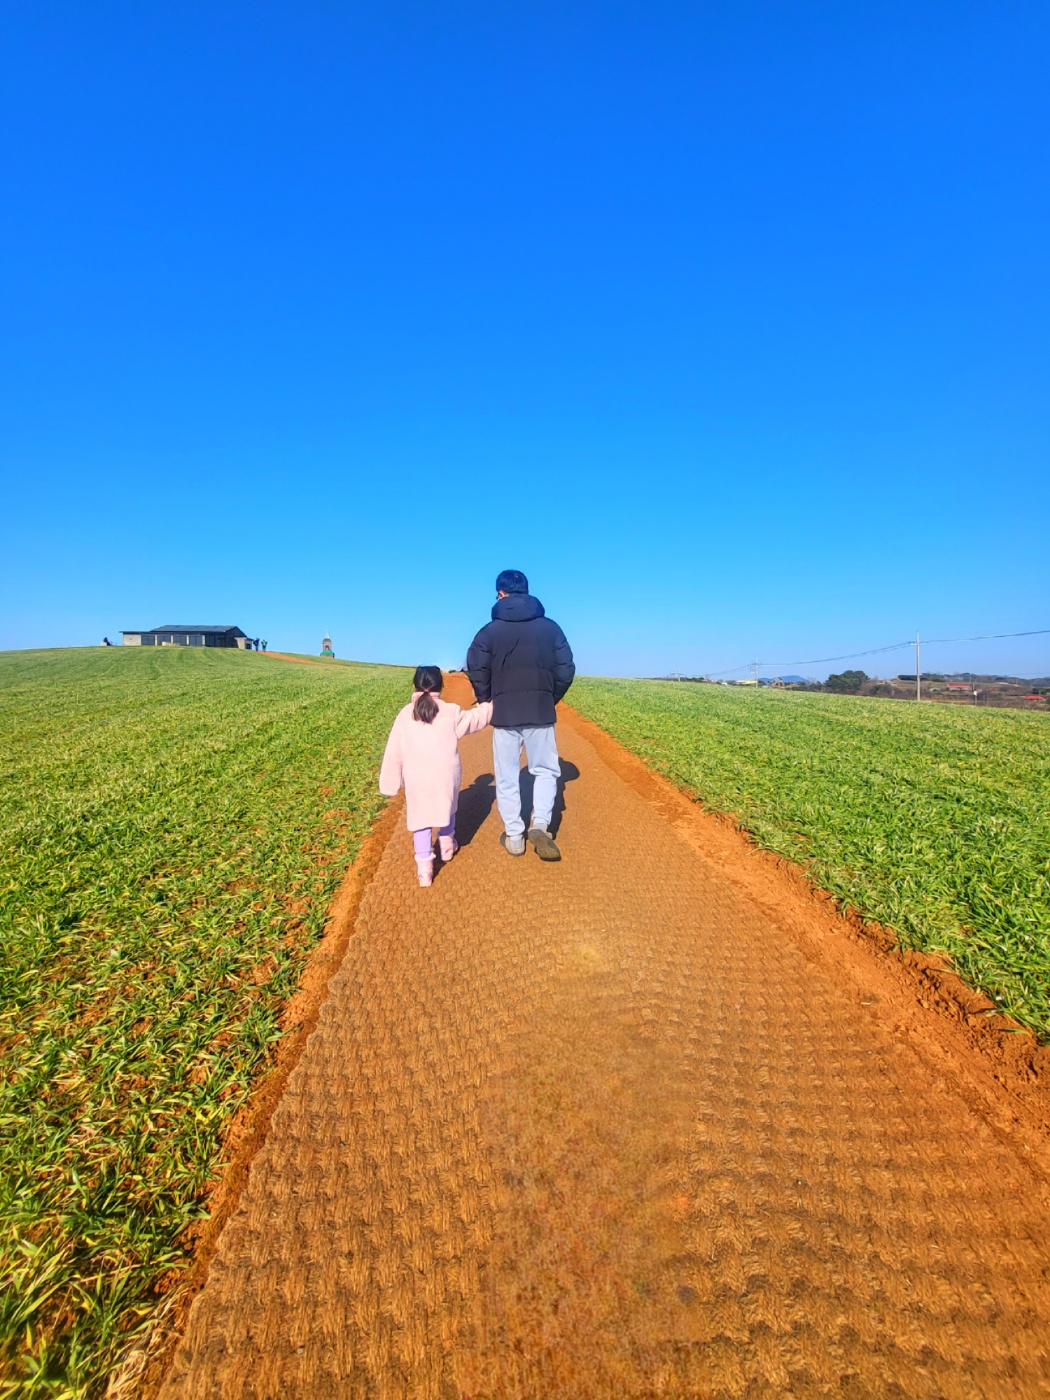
xmin=457 ymin=759 xmax=580 ymax=844
xmin=520 ymin=759 xmax=579 ymax=837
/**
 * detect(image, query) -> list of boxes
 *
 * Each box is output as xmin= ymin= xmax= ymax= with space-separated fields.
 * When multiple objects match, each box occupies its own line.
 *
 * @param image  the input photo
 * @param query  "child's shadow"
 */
xmin=455 ymin=773 xmax=498 ymax=846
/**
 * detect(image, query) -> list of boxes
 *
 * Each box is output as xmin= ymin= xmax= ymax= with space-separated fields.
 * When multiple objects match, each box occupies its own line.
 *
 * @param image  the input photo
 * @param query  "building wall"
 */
xmin=124 ymin=630 xmax=246 ymax=647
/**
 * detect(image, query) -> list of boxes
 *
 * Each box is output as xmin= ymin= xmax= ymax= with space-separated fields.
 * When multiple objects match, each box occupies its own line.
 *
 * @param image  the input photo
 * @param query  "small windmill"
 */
xmin=321 ymin=631 xmax=335 ymax=658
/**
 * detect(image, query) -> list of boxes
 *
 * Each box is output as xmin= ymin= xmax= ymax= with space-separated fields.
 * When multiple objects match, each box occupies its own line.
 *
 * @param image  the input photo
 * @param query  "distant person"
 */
xmin=262 ymin=639 xmax=267 ymax=652
xmin=102 ymin=636 xmax=112 ymax=647
xmin=467 ymin=570 xmax=575 ymax=861
xmin=379 ymin=666 xmax=493 ymax=887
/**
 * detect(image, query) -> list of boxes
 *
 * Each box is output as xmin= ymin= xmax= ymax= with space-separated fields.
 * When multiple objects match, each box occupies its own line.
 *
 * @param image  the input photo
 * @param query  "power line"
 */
xmin=707 ymin=640 xmax=914 ymax=675
xmin=923 ymin=628 xmax=1050 ymax=645
xmin=705 ymin=661 xmax=761 ymax=677
xmin=759 ymin=640 xmax=913 ymax=668
xmin=701 ymin=627 xmax=1049 ymax=678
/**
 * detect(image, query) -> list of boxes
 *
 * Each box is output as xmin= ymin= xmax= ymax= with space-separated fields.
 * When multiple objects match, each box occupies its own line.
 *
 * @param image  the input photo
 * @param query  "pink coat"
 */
xmin=379 ymin=694 xmax=493 ymax=830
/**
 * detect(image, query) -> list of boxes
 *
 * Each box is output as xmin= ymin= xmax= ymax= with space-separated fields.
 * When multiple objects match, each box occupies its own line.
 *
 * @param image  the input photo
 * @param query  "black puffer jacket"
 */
xmin=467 ymin=594 xmax=576 ymax=728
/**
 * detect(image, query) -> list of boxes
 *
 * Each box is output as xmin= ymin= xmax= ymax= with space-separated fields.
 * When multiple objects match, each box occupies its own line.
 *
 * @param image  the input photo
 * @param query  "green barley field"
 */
xmin=0 ymin=647 xmax=409 ymax=1396
xmin=4 ymin=652 xmax=1049 ymax=1394
xmin=572 ymin=678 xmax=1050 ymax=1038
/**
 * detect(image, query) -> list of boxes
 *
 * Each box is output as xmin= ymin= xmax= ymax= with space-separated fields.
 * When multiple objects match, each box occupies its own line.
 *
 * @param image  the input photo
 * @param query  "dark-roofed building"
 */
xmin=121 ymin=625 xmax=251 ymax=648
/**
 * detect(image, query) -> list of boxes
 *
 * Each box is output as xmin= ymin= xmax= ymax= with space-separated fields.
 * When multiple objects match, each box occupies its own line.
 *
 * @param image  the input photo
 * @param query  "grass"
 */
xmin=0 ymin=646 xmax=410 ymax=1396
xmin=571 ymin=678 xmax=1050 ymax=1038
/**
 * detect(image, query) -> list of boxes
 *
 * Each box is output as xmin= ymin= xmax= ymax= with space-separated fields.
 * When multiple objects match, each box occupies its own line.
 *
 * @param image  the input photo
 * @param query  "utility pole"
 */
xmin=750 ymin=658 xmax=760 ymax=686
xmin=916 ymin=632 xmax=921 ymax=703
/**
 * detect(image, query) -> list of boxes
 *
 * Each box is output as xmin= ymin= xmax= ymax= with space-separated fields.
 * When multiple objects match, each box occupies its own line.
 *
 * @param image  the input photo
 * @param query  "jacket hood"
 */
xmin=491 ymin=593 xmax=545 ymax=623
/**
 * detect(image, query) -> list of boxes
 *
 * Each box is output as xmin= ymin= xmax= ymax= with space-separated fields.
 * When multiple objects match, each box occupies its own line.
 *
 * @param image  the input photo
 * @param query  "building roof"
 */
xmin=122 ymin=625 xmax=247 ymax=636
xmin=156 ymin=624 xmax=246 ymax=634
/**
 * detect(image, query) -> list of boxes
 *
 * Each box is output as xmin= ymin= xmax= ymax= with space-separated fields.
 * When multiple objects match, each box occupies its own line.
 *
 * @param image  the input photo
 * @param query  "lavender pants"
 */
xmin=413 ymin=820 xmax=454 ymax=857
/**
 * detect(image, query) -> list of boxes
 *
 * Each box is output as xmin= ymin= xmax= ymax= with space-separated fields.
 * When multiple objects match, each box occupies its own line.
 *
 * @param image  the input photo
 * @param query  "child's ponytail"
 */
xmin=411 ymin=665 xmax=443 ymax=724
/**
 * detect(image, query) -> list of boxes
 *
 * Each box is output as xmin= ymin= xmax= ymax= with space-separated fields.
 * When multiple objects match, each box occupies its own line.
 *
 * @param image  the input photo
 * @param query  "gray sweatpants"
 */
xmin=492 ymin=725 xmax=560 ymax=839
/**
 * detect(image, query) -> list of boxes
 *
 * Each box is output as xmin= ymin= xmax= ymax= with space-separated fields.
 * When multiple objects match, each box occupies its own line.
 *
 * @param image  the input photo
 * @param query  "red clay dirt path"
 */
xmin=159 ymin=676 xmax=1050 ymax=1398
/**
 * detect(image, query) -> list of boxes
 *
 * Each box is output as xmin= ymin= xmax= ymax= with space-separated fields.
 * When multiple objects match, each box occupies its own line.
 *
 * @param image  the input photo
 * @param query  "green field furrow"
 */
xmin=571 ymin=678 xmax=1050 ymax=1037
xmin=0 ymin=647 xmax=409 ymax=1396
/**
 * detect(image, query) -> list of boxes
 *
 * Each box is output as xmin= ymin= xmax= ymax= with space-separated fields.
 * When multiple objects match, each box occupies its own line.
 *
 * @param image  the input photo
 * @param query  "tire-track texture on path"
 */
xmin=162 ymin=679 xmax=1050 ymax=1398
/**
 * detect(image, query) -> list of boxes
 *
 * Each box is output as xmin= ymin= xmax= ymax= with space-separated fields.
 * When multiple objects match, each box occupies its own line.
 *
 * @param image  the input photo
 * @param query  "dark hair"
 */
xmin=496 ymin=569 xmax=529 ymax=595
xmin=412 ymin=665 xmax=443 ymax=723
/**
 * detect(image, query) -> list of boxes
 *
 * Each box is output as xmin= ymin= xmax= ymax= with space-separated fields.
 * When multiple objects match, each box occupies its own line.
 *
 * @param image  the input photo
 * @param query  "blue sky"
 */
xmin=2 ymin=1 xmax=1047 ymax=678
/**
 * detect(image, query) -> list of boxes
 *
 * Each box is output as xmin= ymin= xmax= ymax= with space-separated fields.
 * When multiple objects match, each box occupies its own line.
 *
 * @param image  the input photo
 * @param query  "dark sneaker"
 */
xmin=528 ymin=826 xmax=561 ymax=861
xmin=500 ymin=832 xmax=526 ymax=857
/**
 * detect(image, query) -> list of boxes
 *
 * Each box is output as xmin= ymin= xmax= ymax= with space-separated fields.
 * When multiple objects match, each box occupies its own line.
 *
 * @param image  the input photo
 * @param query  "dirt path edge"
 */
xmin=108 ymin=793 xmax=406 ymax=1399
xmin=559 ymin=701 xmax=1050 ymax=1178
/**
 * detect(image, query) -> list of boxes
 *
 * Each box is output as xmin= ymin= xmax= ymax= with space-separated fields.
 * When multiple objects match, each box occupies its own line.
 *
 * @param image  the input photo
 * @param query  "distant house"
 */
xmin=121 ymin=625 xmax=251 ymax=649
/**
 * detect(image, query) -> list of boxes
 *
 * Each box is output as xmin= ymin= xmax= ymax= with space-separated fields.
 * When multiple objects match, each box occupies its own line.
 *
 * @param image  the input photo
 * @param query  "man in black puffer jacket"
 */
xmin=467 ymin=570 xmax=575 ymax=861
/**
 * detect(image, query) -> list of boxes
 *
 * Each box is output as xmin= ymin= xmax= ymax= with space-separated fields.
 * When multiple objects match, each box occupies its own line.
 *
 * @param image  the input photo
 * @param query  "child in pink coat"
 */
xmin=379 ymin=666 xmax=493 ymax=886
